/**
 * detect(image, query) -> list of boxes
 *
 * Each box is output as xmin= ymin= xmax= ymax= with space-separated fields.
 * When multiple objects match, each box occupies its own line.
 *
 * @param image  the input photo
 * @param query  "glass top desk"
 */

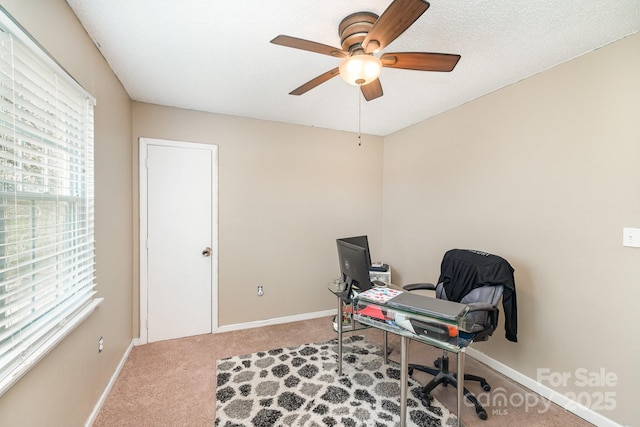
xmin=328 ymin=280 xmax=469 ymax=427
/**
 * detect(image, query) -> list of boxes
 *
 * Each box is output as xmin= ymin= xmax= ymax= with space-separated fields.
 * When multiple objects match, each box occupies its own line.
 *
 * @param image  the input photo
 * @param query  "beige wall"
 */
xmin=382 ymin=33 xmax=640 ymax=426
xmin=0 ymin=0 xmax=133 ymax=425
xmin=133 ymin=104 xmax=384 ymax=328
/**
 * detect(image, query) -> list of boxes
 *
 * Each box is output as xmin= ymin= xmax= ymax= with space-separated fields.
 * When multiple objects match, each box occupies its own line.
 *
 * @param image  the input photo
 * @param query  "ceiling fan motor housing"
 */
xmin=339 ymin=12 xmax=379 ymax=54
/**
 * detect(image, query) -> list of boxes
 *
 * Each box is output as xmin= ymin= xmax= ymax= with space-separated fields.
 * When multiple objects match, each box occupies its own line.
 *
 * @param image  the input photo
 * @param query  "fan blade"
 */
xmin=381 ymin=52 xmax=461 ymax=71
xmin=271 ymin=35 xmax=347 ymax=58
xmin=289 ymin=68 xmax=341 ymax=96
xmin=362 ymin=0 xmax=430 ymax=53
xmin=361 ymin=79 xmax=383 ymax=101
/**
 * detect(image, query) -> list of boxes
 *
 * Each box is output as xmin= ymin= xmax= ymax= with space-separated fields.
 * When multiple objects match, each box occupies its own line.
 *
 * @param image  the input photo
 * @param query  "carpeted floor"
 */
xmin=215 ymin=335 xmax=455 ymax=427
xmin=93 ymin=316 xmax=593 ymax=426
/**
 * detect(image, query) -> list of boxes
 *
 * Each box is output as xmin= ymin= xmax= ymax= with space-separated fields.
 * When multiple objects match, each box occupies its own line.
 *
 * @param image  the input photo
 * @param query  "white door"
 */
xmin=140 ymin=137 xmax=218 ymax=343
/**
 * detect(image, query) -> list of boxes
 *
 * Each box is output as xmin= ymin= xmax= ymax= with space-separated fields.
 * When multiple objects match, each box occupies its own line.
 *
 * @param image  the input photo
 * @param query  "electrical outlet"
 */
xmin=98 ymin=336 xmax=104 ymax=353
xmin=257 ymin=285 xmax=264 ymax=296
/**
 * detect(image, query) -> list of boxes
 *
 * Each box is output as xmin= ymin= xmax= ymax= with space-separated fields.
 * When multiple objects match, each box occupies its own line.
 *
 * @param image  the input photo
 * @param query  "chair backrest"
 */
xmin=435 ymin=249 xmax=511 ymax=341
xmin=436 ymin=282 xmax=503 ymax=305
xmin=436 ymin=283 xmax=503 ymax=340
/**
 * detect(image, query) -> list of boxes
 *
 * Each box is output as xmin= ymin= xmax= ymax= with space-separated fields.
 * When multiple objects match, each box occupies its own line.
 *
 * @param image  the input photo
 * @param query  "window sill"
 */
xmin=0 ymin=297 xmax=104 ymax=398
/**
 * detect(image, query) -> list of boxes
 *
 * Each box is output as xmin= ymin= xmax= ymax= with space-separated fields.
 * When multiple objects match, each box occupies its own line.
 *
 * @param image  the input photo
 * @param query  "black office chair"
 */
xmin=404 ymin=249 xmax=517 ymax=421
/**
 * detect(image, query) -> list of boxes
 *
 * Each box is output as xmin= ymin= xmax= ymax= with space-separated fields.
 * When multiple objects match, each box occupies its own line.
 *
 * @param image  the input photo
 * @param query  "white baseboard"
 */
xmin=215 ymin=309 xmax=336 ymax=334
xmin=85 ymin=340 xmax=135 ymax=427
xmin=466 ymin=347 xmax=623 ymax=427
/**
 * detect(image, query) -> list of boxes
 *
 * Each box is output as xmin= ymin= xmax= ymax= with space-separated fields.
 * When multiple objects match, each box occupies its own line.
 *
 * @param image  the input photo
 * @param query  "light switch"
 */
xmin=623 ymin=227 xmax=640 ymax=248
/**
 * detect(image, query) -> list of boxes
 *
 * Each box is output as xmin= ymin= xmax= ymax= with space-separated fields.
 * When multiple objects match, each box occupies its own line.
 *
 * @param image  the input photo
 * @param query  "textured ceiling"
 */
xmin=66 ymin=0 xmax=639 ymax=136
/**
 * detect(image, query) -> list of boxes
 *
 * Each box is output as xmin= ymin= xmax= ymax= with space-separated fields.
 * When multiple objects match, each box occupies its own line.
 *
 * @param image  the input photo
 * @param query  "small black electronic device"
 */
xmin=410 ymin=319 xmax=454 ymax=341
xmin=369 ymin=262 xmax=389 ymax=272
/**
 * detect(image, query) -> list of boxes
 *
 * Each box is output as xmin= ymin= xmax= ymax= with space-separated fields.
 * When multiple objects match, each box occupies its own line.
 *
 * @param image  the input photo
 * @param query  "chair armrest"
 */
xmin=403 ymin=283 xmax=436 ymax=292
xmin=466 ymin=302 xmax=495 ymax=313
xmin=464 ymin=303 xmax=500 ymax=342
xmin=466 ymin=302 xmax=499 ymax=323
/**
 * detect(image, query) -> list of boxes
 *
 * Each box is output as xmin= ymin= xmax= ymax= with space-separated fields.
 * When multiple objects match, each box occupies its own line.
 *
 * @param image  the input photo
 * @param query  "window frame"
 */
xmin=0 ymin=6 xmax=101 ymax=397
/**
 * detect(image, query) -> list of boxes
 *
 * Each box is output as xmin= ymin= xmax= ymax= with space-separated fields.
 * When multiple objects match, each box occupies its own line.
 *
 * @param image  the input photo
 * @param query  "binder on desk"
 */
xmin=386 ymin=292 xmax=468 ymax=321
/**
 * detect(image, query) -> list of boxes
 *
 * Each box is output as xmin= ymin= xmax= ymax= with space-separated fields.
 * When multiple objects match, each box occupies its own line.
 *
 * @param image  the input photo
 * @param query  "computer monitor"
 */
xmin=336 ymin=238 xmax=372 ymax=293
xmin=337 ymin=235 xmax=371 ymax=266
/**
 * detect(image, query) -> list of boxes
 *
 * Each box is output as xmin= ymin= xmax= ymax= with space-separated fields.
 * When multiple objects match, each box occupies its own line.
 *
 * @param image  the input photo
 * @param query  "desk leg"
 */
xmin=457 ymin=349 xmax=465 ymax=427
xmin=336 ymin=296 xmax=343 ymax=376
xmin=383 ymin=331 xmax=388 ymax=364
xmin=400 ymin=336 xmax=408 ymax=427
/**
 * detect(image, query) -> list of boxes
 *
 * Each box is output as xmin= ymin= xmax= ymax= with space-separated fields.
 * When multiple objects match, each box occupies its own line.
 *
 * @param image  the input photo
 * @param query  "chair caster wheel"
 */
xmin=408 ymin=367 xmax=414 ymax=377
xmin=434 ymin=359 xmax=441 ymax=368
xmin=420 ymin=393 xmax=434 ymax=407
xmin=482 ymin=382 xmax=491 ymax=392
xmin=477 ymin=409 xmax=488 ymax=420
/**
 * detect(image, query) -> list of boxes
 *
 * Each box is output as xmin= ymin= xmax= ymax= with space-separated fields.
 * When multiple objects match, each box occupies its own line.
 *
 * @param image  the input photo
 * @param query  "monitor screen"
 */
xmin=336 ymin=238 xmax=372 ymax=292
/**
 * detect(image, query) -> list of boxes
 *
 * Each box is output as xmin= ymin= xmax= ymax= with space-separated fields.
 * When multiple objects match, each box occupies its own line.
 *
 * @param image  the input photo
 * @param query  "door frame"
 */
xmin=138 ymin=137 xmax=219 ymax=344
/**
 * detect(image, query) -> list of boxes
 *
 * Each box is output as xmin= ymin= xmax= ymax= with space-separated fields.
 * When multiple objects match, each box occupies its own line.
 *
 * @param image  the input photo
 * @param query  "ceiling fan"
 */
xmin=270 ymin=0 xmax=461 ymax=101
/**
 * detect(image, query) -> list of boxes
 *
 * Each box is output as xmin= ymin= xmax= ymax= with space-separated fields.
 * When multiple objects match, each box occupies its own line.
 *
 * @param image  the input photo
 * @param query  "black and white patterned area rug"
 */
xmin=215 ymin=335 xmax=456 ymax=427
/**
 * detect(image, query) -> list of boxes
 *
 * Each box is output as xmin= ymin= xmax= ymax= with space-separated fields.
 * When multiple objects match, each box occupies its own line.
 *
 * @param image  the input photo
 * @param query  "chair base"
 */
xmin=409 ymin=354 xmax=490 ymax=421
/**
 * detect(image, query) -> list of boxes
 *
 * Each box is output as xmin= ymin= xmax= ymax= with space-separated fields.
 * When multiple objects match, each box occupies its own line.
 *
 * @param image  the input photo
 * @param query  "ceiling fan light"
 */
xmin=339 ymin=54 xmax=382 ymax=86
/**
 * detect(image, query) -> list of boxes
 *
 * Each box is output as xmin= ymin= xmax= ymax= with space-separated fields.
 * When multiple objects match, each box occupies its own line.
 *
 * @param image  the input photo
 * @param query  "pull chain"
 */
xmin=357 ymin=88 xmax=362 ymax=146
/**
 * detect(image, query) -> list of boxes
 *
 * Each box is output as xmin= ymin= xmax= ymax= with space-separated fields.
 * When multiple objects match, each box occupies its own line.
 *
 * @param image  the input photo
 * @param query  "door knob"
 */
xmin=202 ymin=247 xmax=212 ymax=257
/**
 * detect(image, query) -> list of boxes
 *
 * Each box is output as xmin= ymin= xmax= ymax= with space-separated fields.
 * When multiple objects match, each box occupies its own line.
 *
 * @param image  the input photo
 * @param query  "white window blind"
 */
xmin=0 ymin=8 xmax=100 ymax=395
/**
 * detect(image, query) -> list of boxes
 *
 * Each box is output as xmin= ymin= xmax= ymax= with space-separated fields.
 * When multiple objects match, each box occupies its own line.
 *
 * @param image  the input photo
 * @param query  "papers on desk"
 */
xmin=393 ymin=312 xmax=416 ymax=334
xmin=356 ymin=287 xmax=402 ymax=304
xmin=355 ymin=288 xmax=402 ymax=326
